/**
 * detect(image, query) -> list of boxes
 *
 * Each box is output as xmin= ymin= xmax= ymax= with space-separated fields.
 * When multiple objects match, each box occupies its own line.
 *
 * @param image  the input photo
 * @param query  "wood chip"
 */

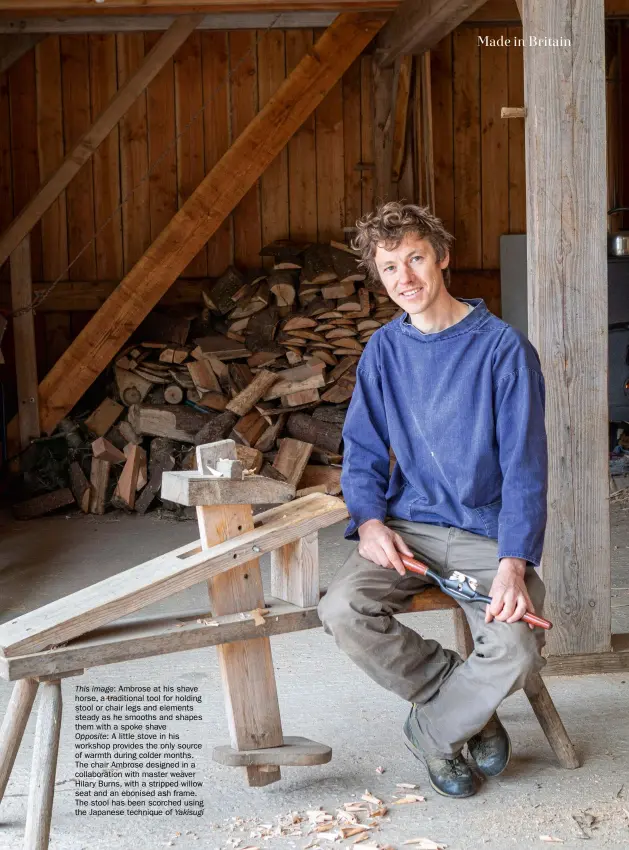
xmin=396 ymin=782 xmax=419 ymax=789
xmin=249 ymin=608 xmax=269 ymax=627
xmin=392 ymin=794 xmax=425 ymax=804
xmin=361 ymin=791 xmax=383 ymax=806
xmin=402 ymin=841 xmax=447 ymax=849
xmin=539 ymin=838 xmax=564 ymax=844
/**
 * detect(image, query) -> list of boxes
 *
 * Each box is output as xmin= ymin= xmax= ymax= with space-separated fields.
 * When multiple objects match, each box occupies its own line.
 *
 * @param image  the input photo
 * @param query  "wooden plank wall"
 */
xmin=3 ymin=22 xmax=614 ymax=385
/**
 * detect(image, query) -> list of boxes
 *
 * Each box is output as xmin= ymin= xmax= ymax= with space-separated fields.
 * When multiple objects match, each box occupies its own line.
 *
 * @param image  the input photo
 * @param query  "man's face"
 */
xmin=374 ymin=234 xmax=449 ymax=315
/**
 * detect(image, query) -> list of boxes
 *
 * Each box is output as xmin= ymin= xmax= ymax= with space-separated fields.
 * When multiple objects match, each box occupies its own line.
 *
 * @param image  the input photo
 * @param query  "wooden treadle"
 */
xmin=212 ymin=736 xmax=332 ymax=767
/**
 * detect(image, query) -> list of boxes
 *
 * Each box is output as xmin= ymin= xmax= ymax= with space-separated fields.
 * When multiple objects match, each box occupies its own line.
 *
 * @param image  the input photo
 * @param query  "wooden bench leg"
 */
xmin=24 ymin=680 xmax=62 ymax=850
xmin=0 ymin=679 xmax=39 ymax=804
xmin=453 ymin=607 xmax=474 ymax=659
xmin=523 ymin=672 xmax=580 ymax=769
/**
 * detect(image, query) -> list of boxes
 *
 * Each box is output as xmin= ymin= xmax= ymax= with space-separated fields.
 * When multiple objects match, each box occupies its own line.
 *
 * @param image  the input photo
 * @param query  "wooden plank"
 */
xmin=0 ymin=34 xmax=44 ymax=76
xmin=146 ymin=30 xmax=178 ymax=247
xmin=202 ymin=30 xmax=232 ymax=274
xmin=343 ymin=56 xmax=362 ymax=228
xmin=452 ymin=27 xmax=481 ymax=269
xmin=84 ymin=398 xmax=123 ymax=436
xmin=174 ymin=29 xmax=207 ymax=277
xmin=430 ymin=36 xmax=454 ymax=231
xmin=161 ymin=470 xmax=295 ymax=505
xmin=0 ymin=17 xmax=201 ymax=270
xmin=117 ymin=33 xmax=150 ymax=273
xmin=272 ymin=437 xmax=313 ymax=487
xmin=419 ymin=51 xmax=435 ymax=210
xmin=230 ymin=30 xmax=262 ymax=268
xmin=524 ymin=0 xmax=610 ymax=655
xmin=372 ymin=61 xmax=394 ymax=203
xmin=89 ymin=33 xmax=123 ymax=281
xmin=480 ymin=26 xmax=508 ymax=268
xmin=360 ymin=55 xmax=375 ymax=215
xmin=271 ymin=530 xmax=319 ymax=607
xmin=258 ymin=28 xmax=289 ymax=255
xmin=35 ymin=36 xmax=68 ymax=284
xmin=390 ymin=54 xmax=412 ymax=183
xmin=315 ymin=65 xmax=345 ymax=241
xmin=376 ymin=0 xmax=488 ymax=68
xmin=0 ymin=13 xmax=342 ymax=34
xmin=8 ymin=49 xmax=43 ymax=282
xmin=15 ymin=13 xmax=384 ymax=439
xmin=286 ymin=29 xmax=317 ymax=241
xmin=35 ymin=36 xmax=71 ymax=370
xmin=0 ymin=56 xmax=13 ymax=284
xmin=11 ymin=236 xmax=40 ymax=449
xmin=0 ymin=599 xmax=323 ymax=681
xmin=0 ymin=493 xmax=348 ymax=659
xmin=0 ymin=1 xmax=396 ymax=12
xmin=61 ymin=34 xmax=96 ymax=281
xmin=507 ymin=24 xmax=525 ymax=233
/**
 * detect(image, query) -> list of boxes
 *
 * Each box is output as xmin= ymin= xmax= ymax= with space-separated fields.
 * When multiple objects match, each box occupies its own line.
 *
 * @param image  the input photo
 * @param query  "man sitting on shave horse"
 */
xmin=319 ymin=201 xmax=548 ymax=798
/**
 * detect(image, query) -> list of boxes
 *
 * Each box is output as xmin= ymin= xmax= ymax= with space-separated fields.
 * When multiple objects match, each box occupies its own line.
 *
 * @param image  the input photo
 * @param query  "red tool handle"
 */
xmin=400 ymin=555 xmax=553 ymax=630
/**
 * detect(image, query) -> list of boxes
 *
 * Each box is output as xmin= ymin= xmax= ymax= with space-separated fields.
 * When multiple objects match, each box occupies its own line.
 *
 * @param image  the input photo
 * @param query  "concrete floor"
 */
xmin=1 ymin=506 xmax=629 ymax=849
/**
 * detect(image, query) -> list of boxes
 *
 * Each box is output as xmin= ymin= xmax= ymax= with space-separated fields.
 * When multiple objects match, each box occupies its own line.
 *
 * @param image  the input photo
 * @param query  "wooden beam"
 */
xmin=0 ymin=493 xmax=348 ymax=658
xmin=11 ymin=13 xmax=383 ymax=439
xmin=376 ymin=0 xmax=489 ymax=68
xmin=10 ymin=235 xmax=40 ymax=450
xmin=0 ymin=0 xmax=393 ymax=12
xmin=0 ymin=13 xmax=339 ymax=33
xmin=0 ymin=16 xmax=202 ymax=271
xmin=0 ymin=33 xmax=44 ymax=74
xmin=523 ymin=0 xmax=610 ymax=655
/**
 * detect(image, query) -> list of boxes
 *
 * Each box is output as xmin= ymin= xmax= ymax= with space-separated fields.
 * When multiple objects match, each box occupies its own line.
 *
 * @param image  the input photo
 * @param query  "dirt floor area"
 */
xmin=0 ymin=503 xmax=628 ymax=850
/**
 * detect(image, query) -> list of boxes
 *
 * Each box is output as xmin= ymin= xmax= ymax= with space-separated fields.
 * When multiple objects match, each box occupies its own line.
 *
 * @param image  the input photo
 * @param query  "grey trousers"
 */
xmin=318 ymin=518 xmax=546 ymax=758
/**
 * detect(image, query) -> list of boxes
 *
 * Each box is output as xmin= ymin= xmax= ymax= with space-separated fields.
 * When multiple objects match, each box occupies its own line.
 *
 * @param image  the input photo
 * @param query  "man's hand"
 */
xmin=486 ymin=558 xmax=535 ymax=628
xmin=358 ymin=519 xmax=414 ymax=576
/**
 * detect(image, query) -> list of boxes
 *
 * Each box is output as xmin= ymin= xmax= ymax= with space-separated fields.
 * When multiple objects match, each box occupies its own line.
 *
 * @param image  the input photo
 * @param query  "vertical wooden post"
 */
xmin=523 ymin=0 xmax=610 ymax=655
xmin=24 ymin=680 xmax=62 ymax=850
xmin=10 ymin=235 xmax=40 ymax=453
xmin=372 ymin=62 xmax=395 ymax=203
xmin=0 ymin=679 xmax=39 ymax=803
xmin=271 ymin=531 xmax=319 ymax=608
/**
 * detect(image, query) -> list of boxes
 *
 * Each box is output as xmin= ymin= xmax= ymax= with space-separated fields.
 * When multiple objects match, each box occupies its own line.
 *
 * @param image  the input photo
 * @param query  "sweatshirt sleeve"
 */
xmin=341 ymin=365 xmax=391 ymax=539
xmin=495 ymin=366 xmax=548 ymax=566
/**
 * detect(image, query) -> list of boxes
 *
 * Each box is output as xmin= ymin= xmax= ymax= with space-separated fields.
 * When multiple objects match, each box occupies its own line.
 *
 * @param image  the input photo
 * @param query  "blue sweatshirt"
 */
xmin=341 ymin=298 xmax=548 ymax=567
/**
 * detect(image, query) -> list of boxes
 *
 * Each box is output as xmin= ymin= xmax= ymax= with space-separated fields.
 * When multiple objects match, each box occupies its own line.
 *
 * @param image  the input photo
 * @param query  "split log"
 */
xmin=194 ymin=410 xmax=239 ymax=446
xmin=89 ymin=458 xmax=111 ymax=515
xmin=128 ymin=404 xmax=211 ymax=442
xmin=321 ymin=281 xmax=356 ymax=300
xmin=111 ymin=444 xmax=146 ymax=511
xmin=280 ymin=388 xmax=320 ymax=407
xmin=297 ymin=465 xmax=342 ymax=495
xmin=235 ymin=445 xmax=264 ymax=474
xmin=254 ymin=414 xmax=287 ymax=453
xmin=135 ymin=438 xmax=177 ymax=515
xmin=193 ymin=335 xmax=249 ymax=361
xmin=286 ymin=412 xmax=343 ymax=452
xmin=198 ymin=392 xmax=228 ymax=411
xmin=187 ymin=359 xmax=221 ymax=394
xmin=164 ymin=384 xmax=184 ymax=405
xmin=159 ymin=347 xmax=189 ymax=364
xmin=84 ymin=398 xmax=123 ymax=437
xmin=272 ymin=438 xmax=314 ymax=488
xmin=92 ymin=437 xmax=126 ymax=464
xmin=302 ymin=245 xmax=337 ymax=284
xmin=232 ymin=410 xmax=267 ymax=447
xmin=13 ymin=489 xmax=75 ymax=520
xmin=115 ymin=366 xmax=153 ymax=406
xmin=69 ymin=462 xmax=91 ymax=513
xmin=226 ymin=369 xmax=278 ymax=417
xmin=118 ymin=421 xmax=142 ymax=445
xmin=204 ymin=266 xmax=246 ymax=314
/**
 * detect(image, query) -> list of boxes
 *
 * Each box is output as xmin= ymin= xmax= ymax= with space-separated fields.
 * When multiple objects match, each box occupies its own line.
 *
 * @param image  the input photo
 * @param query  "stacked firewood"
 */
xmin=12 ymin=240 xmax=400 ymax=520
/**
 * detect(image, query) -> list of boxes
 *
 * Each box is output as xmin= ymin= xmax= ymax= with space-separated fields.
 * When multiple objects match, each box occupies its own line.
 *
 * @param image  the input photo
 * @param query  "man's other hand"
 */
xmin=486 ymin=558 xmax=535 ymax=629
xmin=357 ymin=519 xmax=413 ymax=576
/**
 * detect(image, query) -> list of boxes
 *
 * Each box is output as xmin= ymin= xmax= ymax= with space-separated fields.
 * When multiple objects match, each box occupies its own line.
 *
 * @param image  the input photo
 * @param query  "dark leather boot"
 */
xmin=403 ymin=707 xmax=476 ymax=798
xmin=467 ymin=713 xmax=511 ymax=777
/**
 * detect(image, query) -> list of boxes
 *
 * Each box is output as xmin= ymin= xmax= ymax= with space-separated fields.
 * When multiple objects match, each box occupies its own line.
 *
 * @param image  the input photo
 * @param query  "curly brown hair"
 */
xmin=352 ymin=201 xmax=454 ymax=287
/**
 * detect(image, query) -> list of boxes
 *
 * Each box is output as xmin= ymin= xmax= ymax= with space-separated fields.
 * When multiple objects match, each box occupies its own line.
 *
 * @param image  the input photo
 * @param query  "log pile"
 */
xmin=12 ymin=240 xmax=400 ymax=519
